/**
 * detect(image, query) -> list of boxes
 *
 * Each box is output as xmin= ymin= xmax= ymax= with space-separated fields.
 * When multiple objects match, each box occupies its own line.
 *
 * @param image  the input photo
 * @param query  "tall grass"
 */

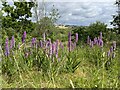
xmin=1 ymin=31 xmax=119 ymax=88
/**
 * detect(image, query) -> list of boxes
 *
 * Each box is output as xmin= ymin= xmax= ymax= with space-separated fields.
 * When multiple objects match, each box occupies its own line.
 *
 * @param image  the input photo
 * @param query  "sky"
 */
xmin=44 ymin=1 xmax=117 ymax=27
xmin=5 ymin=0 xmax=116 ymax=2
xmin=2 ymin=0 xmax=117 ymax=27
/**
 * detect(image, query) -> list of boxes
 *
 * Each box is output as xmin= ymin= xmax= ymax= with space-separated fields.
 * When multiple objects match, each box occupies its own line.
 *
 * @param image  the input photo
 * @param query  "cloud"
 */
xmin=3 ymin=0 xmax=117 ymax=28
xmin=37 ymin=0 xmax=115 ymax=3
xmin=44 ymin=2 xmax=117 ymax=27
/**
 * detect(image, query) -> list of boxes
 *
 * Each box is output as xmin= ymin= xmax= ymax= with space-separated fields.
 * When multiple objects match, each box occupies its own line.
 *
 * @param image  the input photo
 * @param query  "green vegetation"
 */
xmin=111 ymin=0 xmax=120 ymax=34
xmin=0 ymin=0 xmax=120 ymax=89
xmin=2 ymin=2 xmax=35 ymax=34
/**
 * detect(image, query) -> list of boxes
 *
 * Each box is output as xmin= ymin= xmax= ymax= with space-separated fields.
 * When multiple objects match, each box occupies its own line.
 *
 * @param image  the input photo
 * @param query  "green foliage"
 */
xmin=105 ymin=28 xmax=119 ymax=42
xmin=1 ymin=1 xmax=119 ymax=88
xmin=31 ymin=4 xmax=61 ymax=39
xmin=65 ymin=50 xmax=81 ymax=73
xmin=111 ymin=0 xmax=120 ymax=34
xmin=31 ymin=17 xmax=56 ymax=40
xmin=72 ymin=21 xmax=109 ymax=43
xmin=86 ymin=21 xmax=107 ymax=40
xmin=1 ymin=40 xmax=119 ymax=88
xmin=48 ymin=28 xmax=69 ymax=42
xmin=2 ymin=2 xmax=35 ymax=34
xmin=84 ymin=46 xmax=102 ymax=67
xmin=72 ymin=26 xmax=87 ymax=42
xmin=49 ymin=5 xmax=61 ymax=24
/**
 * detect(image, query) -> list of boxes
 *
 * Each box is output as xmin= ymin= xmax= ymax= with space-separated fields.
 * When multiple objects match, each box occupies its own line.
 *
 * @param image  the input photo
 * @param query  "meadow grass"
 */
xmin=1 ymin=32 xmax=119 ymax=88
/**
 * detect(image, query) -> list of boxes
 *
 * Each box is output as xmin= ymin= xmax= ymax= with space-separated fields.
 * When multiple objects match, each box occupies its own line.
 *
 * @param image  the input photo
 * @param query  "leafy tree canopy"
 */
xmin=2 ymin=1 xmax=35 ymax=34
xmin=111 ymin=0 xmax=120 ymax=34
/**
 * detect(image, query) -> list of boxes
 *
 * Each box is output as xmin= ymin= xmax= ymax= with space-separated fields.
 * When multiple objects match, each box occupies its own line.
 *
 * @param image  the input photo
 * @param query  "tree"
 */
xmin=111 ymin=0 xmax=120 ymax=34
xmin=87 ymin=21 xmax=107 ymax=39
xmin=31 ymin=16 xmax=55 ymax=38
xmin=31 ymin=1 xmax=61 ymax=38
xmin=72 ymin=21 xmax=110 ymax=43
xmin=2 ymin=1 xmax=35 ymax=34
xmin=49 ymin=5 xmax=61 ymax=24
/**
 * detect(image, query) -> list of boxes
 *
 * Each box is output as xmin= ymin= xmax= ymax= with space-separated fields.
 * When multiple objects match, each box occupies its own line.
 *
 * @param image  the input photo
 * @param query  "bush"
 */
xmin=72 ymin=21 xmax=119 ymax=44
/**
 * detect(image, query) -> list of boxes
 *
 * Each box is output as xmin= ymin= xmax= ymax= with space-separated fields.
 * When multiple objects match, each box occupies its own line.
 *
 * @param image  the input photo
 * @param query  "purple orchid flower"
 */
xmin=39 ymin=40 xmax=43 ymax=48
xmin=49 ymin=42 xmax=52 ymax=58
xmin=55 ymin=40 xmax=59 ymax=58
xmin=31 ymin=38 xmax=36 ymax=47
xmin=99 ymin=39 xmax=103 ymax=47
xmin=68 ymin=32 xmax=72 ymax=52
xmin=93 ymin=37 xmax=97 ymax=45
xmin=110 ymin=46 xmax=113 ymax=53
xmin=107 ymin=50 xmax=110 ymax=57
xmin=22 ymin=31 xmax=26 ymax=43
xmin=52 ymin=43 xmax=55 ymax=54
xmin=10 ymin=36 xmax=15 ymax=49
xmin=5 ymin=37 xmax=10 ymax=56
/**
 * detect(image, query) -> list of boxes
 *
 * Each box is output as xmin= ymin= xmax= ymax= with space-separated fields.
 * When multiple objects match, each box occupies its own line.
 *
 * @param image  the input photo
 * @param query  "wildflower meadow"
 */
xmin=1 ymin=31 xmax=119 ymax=88
xmin=0 ymin=0 xmax=120 ymax=89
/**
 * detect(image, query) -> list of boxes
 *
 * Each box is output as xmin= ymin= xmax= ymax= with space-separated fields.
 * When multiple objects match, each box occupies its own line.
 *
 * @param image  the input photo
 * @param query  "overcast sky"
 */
xmin=6 ymin=0 xmax=116 ymax=2
xmin=3 ymin=0 xmax=117 ymax=27
xmin=46 ymin=1 xmax=117 ymax=27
